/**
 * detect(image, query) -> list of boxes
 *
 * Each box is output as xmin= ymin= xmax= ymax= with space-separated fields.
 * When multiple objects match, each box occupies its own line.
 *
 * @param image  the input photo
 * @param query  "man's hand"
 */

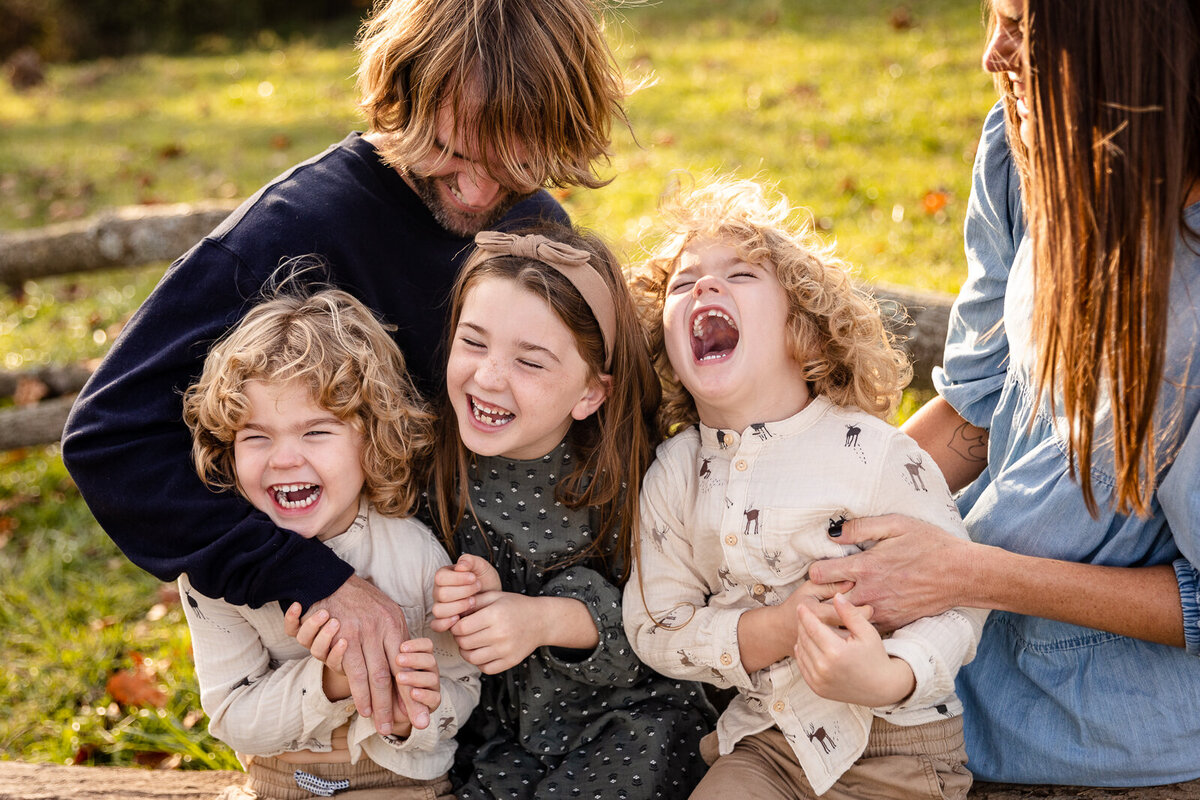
xmin=431 ymin=554 xmax=502 ymax=632
xmin=306 ymin=575 xmax=430 ymax=734
xmin=807 ymin=514 xmax=969 ymax=632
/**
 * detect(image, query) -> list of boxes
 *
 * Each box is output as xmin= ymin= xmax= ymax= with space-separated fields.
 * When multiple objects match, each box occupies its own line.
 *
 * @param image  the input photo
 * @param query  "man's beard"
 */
xmin=406 ymin=171 xmax=531 ymax=237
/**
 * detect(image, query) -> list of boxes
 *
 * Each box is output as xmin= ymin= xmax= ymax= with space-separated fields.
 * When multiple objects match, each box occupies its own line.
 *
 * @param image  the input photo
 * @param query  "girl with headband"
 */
xmin=423 ymin=222 xmax=714 ymax=797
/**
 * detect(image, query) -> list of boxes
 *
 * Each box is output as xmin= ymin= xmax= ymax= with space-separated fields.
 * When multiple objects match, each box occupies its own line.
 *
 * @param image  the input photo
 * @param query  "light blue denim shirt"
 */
xmin=933 ymin=101 xmax=1200 ymax=786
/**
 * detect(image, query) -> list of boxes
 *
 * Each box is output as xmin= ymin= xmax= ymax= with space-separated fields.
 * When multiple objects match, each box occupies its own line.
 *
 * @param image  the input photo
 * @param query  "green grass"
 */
xmin=0 ymin=0 xmax=994 ymax=768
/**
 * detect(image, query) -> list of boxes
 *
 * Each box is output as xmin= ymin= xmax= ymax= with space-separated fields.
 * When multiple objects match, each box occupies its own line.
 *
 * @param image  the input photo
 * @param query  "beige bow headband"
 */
xmin=473 ymin=231 xmax=616 ymax=371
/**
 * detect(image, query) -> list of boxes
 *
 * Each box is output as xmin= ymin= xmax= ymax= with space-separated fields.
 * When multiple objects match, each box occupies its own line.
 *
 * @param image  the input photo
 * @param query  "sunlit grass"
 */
xmin=0 ymin=0 xmax=995 ymax=768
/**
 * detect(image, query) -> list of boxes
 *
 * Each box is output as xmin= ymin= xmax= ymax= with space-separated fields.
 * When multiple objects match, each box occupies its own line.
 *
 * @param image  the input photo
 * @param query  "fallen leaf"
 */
xmin=922 ymin=190 xmax=949 ymax=215
xmin=889 ymin=6 xmax=915 ymax=31
xmin=106 ymin=668 xmax=167 ymax=709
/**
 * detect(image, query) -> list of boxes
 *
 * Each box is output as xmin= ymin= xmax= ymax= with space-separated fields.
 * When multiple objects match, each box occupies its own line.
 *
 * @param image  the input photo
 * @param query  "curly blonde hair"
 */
xmin=631 ymin=177 xmax=911 ymax=436
xmin=183 ymin=287 xmax=435 ymax=518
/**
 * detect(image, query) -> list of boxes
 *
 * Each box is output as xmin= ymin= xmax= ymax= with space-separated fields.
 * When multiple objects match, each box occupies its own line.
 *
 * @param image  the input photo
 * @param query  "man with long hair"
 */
xmin=62 ymin=0 xmax=629 ymax=742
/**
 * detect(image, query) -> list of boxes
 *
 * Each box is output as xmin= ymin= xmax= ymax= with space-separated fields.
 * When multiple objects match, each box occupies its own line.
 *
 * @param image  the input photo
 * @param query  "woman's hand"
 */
xmin=794 ymin=593 xmax=915 ymax=707
xmin=807 ymin=514 xmax=972 ymax=632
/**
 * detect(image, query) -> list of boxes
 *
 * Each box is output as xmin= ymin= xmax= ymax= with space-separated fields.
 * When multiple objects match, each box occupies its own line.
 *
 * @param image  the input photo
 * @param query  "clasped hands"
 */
xmin=283 ymin=574 xmax=441 ymax=738
xmin=429 ymin=553 xmax=556 ymax=675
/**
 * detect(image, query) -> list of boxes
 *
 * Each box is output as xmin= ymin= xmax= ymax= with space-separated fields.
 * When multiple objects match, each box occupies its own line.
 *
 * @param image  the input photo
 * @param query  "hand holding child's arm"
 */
xmin=736 ymin=579 xmax=858 ymax=674
xmin=793 ymin=593 xmax=914 ymax=708
xmin=307 ymin=575 xmax=430 ymax=734
xmin=431 ymin=554 xmax=502 ymax=632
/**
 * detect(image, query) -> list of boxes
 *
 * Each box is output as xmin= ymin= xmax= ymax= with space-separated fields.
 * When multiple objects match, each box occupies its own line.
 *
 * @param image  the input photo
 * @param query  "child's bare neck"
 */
xmin=697 ymin=389 xmax=814 ymax=434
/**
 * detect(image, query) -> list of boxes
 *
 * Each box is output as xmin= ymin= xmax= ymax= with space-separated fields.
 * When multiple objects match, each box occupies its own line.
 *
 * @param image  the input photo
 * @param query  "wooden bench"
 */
xmin=2 ymin=761 xmax=1199 ymax=799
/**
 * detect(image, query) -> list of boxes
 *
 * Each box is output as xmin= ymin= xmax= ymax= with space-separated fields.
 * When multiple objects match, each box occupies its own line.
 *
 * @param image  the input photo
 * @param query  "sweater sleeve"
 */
xmin=178 ymin=573 xmax=353 ymax=756
xmin=869 ymin=432 xmax=988 ymax=713
xmin=62 ymin=239 xmax=353 ymax=609
xmin=623 ymin=451 xmax=751 ymax=693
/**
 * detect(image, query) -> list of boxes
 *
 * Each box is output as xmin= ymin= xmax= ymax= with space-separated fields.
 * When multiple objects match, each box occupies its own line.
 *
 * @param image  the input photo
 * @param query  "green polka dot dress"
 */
xmin=449 ymin=443 xmax=714 ymax=799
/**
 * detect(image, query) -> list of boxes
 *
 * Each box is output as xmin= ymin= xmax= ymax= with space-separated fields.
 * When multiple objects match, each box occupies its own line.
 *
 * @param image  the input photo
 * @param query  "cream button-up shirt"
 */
xmin=624 ymin=397 xmax=986 ymax=795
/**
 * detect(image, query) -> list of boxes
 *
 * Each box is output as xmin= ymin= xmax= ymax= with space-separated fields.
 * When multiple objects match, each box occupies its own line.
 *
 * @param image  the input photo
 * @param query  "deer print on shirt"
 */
xmin=844 ymin=424 xmax=860 ymax=447
xmin=905 ymin=454 xmax=928 ymax=492
xmin=844 ymin=423 xmax=867 ymax=463
xmin=763 ymin=549 xmax=782 ymax=573
xmin=750 ymin=422 xmax=773 ymax=441
xmin=649 ymin=523 xmax=668 ymax=553
xmin=804 ymin=722 xmax=836 ymax=754
xmin=718 ymin=566 xmax=737 ymax=590
xmin=184 ymin=589 xmax=230 ymax=633
xmin=744 ymin=507 xmax=761 ymax=536
xmin=716 ymin=429 xmax=730 ymax=449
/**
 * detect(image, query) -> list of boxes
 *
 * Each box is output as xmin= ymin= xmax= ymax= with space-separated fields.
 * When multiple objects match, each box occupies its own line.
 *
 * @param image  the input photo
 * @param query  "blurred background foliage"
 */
xmin=1 ymin=0 xmax=369 ymax=62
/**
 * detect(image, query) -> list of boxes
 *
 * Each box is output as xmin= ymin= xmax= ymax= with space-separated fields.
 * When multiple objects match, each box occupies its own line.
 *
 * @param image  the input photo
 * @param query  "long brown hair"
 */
xmin=1012 ymin=0 xmax=1200 ymax=515
xmin=355 ymin=0 xmax=629 ymax=190
xmin=427 ymin=222 xmax=660 ymax=580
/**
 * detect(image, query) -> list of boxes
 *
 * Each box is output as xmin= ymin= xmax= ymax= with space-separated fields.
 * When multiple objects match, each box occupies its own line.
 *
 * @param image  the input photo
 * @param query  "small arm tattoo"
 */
xmin=947 ymin=422 xmax=988 ymax=463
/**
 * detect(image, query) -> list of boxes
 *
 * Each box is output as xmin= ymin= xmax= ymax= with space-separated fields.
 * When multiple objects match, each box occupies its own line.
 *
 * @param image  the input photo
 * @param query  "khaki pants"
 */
xmin=218 ymin=755 xmax=454 ymax=800
xmin=691 ymin=716 xmax=972 ymax=800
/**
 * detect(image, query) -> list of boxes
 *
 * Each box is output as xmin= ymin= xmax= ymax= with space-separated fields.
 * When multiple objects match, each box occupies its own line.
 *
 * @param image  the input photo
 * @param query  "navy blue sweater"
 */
xmin=61 ymin=133 xmax=566 ymax=609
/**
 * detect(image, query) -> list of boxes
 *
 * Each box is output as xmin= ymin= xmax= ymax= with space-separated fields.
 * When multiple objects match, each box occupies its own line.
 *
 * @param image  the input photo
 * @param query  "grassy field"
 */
xmin=0 ymin=0 xmax=997 ymax=769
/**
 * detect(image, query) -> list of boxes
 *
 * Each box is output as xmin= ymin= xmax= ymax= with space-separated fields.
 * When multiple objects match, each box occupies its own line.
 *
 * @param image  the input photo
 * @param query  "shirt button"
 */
xmin=773 ymin=700 xmax=785 ymax=712
xmin=725 ymin=534 xmax=738 ymax=546
xmin=735 ymin=459 xmax=748 ymax=471
xmin=720 ymin=653 xmax=733 ymax=666
xmin=752 ymin=583 xmax=765 ymax=596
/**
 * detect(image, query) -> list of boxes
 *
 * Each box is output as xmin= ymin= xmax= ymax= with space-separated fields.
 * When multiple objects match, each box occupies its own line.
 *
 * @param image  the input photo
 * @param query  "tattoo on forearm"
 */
xmin=947 ymin=423 xmax=987 ymax=463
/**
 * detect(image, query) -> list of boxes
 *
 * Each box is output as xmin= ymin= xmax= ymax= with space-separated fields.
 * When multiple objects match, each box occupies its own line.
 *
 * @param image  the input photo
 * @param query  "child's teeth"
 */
xmin=273 ymin=484 xmax=320 ymax=509
xmin=472 ymin=399 xmax=513 ymax=427
xmin=692 ymin=309 xmax=736 ymax=338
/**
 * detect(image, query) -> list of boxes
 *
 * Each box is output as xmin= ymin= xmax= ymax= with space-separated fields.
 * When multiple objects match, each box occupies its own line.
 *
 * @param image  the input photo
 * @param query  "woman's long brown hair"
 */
xmin=1016 ymin=0 xmax=1200 ymax=515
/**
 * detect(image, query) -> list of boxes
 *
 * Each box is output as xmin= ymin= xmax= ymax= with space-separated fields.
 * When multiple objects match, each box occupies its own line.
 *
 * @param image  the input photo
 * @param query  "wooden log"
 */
xmin=872 ymin=281 xmax=953 ymax=394
xmin=0 ymin=364 xmax=93 ymax=399
xmin=0 ymin=201 xmax=238 ymax=285
xmin=0 ymin=283 xmax=957 ymax=451
xmin=0 ymin=395 xmax=78 ymax=451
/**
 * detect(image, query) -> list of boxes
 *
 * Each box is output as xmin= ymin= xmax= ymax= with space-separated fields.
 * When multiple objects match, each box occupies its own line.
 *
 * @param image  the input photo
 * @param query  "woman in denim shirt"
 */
xmin=809 ymin=0 xmax=1200 ymax=786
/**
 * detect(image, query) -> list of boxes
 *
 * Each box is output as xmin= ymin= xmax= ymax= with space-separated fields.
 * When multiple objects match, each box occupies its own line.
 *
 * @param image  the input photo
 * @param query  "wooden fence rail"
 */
xmin=1 ymin=204 xmax=955 ymax=451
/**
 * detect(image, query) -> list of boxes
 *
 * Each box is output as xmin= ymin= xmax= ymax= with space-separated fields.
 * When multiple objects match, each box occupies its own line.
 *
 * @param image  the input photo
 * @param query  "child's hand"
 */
xmin=793 ymin=593 xmax=915 ymax=707
xmin=431 ymin=554 xmax=502 ymax=632
xmin=287 ymin=604 xmax=349 ymax=670
xmin=391 ymin=637 xmax=443 ymax=722
xmin=448 ymin=591 xmax=545 ymax=675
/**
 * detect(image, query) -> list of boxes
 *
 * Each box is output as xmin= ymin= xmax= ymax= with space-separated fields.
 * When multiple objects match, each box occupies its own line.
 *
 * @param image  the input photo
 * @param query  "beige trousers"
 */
xmin=218 ymin=755 xmax=454 ymax=800
xmin=691 ymin=716 xmax=972 ymax=800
